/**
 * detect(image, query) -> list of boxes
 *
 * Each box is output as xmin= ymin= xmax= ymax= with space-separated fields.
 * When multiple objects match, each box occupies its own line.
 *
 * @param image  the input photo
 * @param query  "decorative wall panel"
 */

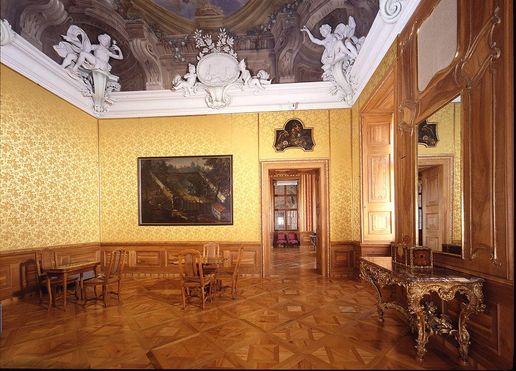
xmin=0 ymin=65 xmax=100 ymax=251
xmin=258 ymin=110 xmax=330 ymax=160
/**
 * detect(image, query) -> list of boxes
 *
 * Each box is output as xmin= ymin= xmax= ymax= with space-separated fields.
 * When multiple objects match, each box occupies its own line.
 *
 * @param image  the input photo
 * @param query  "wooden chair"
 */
xmin=35 ymin=249 xmax=79 ymax=310
xmin=82 ymin=249 xmax=127 ymax=307
xmin=202 ymin=242 xmax=220 ymax=263
xmin=216 ymin=246 xmax=244 ymax=299
xmin=178 ymin=249 xmax=216 ymax=310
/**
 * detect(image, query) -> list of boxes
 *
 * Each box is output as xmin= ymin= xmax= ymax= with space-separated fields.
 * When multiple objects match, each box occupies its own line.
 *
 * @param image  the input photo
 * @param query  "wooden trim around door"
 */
xmin=260 ymin=160 xmax=330 ymax=277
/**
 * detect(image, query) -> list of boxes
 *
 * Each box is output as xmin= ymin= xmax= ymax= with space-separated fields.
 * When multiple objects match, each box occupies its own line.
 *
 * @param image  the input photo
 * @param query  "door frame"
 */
xmin=260 ymin=159 xmax=330 ymax=277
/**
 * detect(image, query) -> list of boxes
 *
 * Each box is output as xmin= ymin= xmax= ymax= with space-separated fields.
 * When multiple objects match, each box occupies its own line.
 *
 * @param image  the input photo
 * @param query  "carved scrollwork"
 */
xmin=19 ymin=0 xmax=69 ymax=50
xmin=454 ymin=6 xmax=501 ymax=89
xmin=379 ymin=0 xmax=405 ymax=24
xmin=0 ymin=19 xmax=16 ymax=46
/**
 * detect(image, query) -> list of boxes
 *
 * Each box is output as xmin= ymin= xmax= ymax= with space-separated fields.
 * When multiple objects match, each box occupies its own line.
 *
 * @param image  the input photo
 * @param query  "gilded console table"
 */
xmin=360 ymin=257 xmax=485 ymax=363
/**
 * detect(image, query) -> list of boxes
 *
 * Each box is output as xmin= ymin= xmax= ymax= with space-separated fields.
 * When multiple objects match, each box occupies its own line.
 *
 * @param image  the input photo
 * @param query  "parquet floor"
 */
xmin=0 ymin=246 xmax=482 ymax=369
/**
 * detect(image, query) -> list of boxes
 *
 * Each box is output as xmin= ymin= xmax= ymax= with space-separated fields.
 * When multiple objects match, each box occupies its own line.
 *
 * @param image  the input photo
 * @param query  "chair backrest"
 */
xmin=104 ymin=250 xmax=127 ymax=280
xmin=203 ymin=242 xmax=220 ymax=259
xmin=39 ymin=249 xmax=57 ymax=273
xmin=277 ymin=232 xmax=287 ymax=241
xmin=178 ymin=249 xmax=206 ymax=284
xmin=287 ymin=232 xmax=297 ymax=241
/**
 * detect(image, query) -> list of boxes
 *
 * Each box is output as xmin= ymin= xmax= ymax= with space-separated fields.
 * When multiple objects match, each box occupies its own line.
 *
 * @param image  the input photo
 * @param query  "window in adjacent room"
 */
xmin=273 ymin=180 xmax=298 ymax=231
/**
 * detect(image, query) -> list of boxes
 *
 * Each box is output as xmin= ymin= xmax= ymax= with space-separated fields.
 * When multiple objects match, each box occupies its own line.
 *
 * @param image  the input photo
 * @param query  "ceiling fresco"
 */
xmin=152 ymin=0 xmax=250 ymax=19
xmin=1 ymin=0 xmax=379 ymax=91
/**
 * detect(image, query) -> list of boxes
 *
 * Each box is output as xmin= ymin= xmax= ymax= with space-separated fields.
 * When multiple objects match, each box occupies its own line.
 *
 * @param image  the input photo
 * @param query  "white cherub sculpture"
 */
xmin=301 ymin=16 xmax=364 ymax=79
xmin=238 ymin=59 xmax=271 ymax=90
xmin=172 ymin=63 xmax=197 ymax=96
xmin=54 ymin=25 xmax=123 ymax=76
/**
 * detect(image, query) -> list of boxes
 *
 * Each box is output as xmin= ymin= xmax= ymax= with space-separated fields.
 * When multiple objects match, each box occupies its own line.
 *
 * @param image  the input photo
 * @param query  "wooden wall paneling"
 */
xmin=361 ymin=66 xmax=396 ymax=246
xmin=396 ymin=0 xmax=513 ymax=279
xmin=100 ymin=242 xmax=262 ymax=277
xmin=394 ymin=0 xmax=513 ymax=368
xmin=329 ymin=242 xmax=359 ymax=278
xmin=361 ymin=114 xmax=395 ymax=243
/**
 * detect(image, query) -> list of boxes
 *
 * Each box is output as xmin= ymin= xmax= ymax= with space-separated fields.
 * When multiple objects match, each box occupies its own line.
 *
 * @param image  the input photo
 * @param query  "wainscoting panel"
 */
xmin=329 ymin=241 xmax=360 ymax=278
xmin=101 ymin=242 xmax=262 ymax=278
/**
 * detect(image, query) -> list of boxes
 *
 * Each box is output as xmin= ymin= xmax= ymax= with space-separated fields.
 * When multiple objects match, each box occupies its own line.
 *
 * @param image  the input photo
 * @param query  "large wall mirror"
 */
xmin=416 ymin=95 xmax=463 ymax=257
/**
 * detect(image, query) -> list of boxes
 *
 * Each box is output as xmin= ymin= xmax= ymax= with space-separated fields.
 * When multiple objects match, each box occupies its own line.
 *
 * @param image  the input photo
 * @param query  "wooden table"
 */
xmin=44 ymin=261 xmax=100 ymax=310
xmin=360 ymin=256 xmax=485 ymax=363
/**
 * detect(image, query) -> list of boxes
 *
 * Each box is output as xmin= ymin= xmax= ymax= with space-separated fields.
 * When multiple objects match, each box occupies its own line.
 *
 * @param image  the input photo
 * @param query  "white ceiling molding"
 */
xmin=350 ymin=0 xmax=420 ymax=105
xmin=106 ymin=81 xmax=348 ymax=118
xmin=0 ymin=20 xmax=94 ymax=116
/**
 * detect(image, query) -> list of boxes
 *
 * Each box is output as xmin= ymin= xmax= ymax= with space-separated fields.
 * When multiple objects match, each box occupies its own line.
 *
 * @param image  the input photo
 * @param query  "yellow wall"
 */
xmin=418 ymin=101 xmax=462 ymax=242
xmin=0 ymin=65 xmax=100 ymax=251
xmin=99 ymin=109 xmax=356 ymax=243
xmin=98 ymin=114 xmax=261 ymax=242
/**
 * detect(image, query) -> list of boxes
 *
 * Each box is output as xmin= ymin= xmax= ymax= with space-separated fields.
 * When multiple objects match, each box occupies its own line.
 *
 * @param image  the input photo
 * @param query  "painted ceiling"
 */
xmin=151 ymin=0 xmax=251 ymax=19
xmin=1 ymin=0 xmax=379 ymax=92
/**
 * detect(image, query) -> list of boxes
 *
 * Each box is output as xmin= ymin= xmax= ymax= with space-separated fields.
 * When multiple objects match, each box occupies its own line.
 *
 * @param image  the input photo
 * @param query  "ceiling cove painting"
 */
xmin=2 ymin=0 xmax=379 ymax=91
xmin=151 ymin=0 xmax=250 ymax=19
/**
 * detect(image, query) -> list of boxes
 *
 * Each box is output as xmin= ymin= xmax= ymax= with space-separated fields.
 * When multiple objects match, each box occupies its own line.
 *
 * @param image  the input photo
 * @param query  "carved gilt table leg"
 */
xmin=360 ymin=262 xmax=386 ymax=321
xmin=454 ymin=285 xmax=486 ymax=363
xmin=407 ymin=287 xmax=430 ymax=362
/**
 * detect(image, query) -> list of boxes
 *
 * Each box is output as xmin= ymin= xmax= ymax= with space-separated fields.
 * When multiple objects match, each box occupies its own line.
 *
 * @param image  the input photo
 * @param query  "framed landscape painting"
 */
xmin=138 ymin=155 xmax=233 ymax=225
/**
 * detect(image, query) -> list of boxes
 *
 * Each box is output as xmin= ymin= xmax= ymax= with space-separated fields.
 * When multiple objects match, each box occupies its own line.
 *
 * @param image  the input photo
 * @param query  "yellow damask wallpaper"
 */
xmin=98 ymin=114 xmax=261 ymax=242
xmin=99 ymin=109 xmax=357 ymax=243
xmin=329 ymin=109 xmax=354 ymax=241
xmin=0 ymin=65 xmax=100 ymax=251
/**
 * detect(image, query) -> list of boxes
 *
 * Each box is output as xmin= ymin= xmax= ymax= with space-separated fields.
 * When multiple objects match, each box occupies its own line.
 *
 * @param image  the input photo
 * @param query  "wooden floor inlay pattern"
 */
xmin=1 ymin=247 xmax=481 ymax=369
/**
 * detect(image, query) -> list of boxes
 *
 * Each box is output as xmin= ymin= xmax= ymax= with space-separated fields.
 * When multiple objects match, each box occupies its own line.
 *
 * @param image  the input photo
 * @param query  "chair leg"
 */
xmin=200 ymin=286 xmax=205 ymax=310
xmin=181 ymin=287 xmax=186 ymax=310
xmin=102 ymin=285 xmax=107 ymax=307
xmin=117 ymin=280 xmax=122 ymax=300
xmin=46 ymin=279 xmax=52 ymax=310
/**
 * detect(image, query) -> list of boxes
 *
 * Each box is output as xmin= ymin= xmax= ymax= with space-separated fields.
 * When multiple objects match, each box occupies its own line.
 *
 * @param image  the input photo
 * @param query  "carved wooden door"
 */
xmin=420 ymin=165 xmax=444 ymax=250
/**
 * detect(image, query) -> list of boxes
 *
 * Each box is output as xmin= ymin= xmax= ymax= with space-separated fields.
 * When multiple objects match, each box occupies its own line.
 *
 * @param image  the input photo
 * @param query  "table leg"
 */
xmin=63 ymin=272 xmax=67 ymax=311
xmin=360 ymin=264 xmax=386 ymax=321
xmin=407 ymin=290 xmax=430 ymax=362
xmin=455 ymin=297 xmax=484 ymax=363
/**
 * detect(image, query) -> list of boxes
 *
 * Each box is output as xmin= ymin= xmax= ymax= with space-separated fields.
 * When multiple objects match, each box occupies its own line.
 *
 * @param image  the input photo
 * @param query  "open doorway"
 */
xmin=270 ymin=174 xmax=316 ymax=275
xmin=261 ymin=160 xmax=329 ymax=277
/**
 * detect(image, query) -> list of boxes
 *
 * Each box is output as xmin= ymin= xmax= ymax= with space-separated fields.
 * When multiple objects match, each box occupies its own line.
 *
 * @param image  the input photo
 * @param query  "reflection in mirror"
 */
xmin=416 ymin=95 xmax=462 ymax=256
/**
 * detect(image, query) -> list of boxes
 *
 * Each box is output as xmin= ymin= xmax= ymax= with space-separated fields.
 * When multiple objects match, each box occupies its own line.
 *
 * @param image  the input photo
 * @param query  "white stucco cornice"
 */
xmin=0 ymin=21 xmax=94 ymax=115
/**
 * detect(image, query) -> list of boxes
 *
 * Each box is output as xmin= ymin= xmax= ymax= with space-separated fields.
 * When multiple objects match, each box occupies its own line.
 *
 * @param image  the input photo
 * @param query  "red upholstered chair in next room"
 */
xmin=275 ymin=232 xmax=287 ymax=247
xmin=287 ymin=232 xmax=299 ymax=247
